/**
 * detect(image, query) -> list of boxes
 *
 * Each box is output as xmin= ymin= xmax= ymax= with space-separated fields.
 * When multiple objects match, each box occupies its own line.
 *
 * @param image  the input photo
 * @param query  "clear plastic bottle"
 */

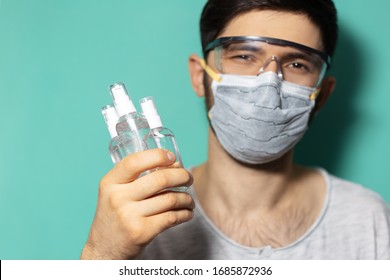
xmin=140 ymin=96 xmax=187 ymax=192
xmin=101 ymin=104 xmax=125 ymax=164
xmin=109 ymin=83 xmax=156 ymax=154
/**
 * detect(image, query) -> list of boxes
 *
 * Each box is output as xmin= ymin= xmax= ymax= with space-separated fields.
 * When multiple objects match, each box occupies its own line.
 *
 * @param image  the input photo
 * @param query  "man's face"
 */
xmin=203 ymin=10 xmax=324 ymax=111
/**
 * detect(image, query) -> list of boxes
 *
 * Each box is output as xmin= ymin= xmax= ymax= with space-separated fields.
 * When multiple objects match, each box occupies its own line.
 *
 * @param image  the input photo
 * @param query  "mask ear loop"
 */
xmin=200 ymin=59 xmax=222 ymax=82
xmin=199 ymin=59 xmax=222 ymax=120
xmin=309 ymin=88 xmax=321 ymax=100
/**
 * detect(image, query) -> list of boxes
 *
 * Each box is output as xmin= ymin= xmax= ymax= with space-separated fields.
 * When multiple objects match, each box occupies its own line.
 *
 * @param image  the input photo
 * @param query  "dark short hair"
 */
xmin=200 ymin=0 xmax=338 ymax=59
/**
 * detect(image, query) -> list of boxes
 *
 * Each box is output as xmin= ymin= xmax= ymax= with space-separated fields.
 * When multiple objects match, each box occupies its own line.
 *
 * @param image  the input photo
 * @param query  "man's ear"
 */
xmin=313 ymin=76 xmax=336 ymax=114
xmin=188 ymin=54 xmax=205 ymax=97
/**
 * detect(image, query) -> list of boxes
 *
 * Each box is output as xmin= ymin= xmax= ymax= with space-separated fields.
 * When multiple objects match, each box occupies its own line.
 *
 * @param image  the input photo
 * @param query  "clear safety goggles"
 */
xmin=205 ymin=36 xmax=331 ymax=87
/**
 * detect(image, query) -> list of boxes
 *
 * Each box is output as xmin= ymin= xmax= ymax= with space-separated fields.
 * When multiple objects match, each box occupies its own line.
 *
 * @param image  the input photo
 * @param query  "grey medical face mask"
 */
xmin=209 ymin=71 xmax=318 ymax=165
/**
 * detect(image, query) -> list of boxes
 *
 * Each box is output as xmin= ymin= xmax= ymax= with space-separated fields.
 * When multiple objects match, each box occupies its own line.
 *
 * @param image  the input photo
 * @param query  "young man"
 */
xmin=81 ymin=0 xmax=390 ymax=259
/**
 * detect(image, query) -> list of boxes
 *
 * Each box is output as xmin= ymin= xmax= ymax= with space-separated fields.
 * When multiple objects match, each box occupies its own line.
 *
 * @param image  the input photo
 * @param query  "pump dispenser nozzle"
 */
xmin=139 ymin=96 xmax=163 ymax=129
xmin=101 ymin=104 xmax=119 ymax=139
xmin=109 ymin=83 xmax=136 ymax=117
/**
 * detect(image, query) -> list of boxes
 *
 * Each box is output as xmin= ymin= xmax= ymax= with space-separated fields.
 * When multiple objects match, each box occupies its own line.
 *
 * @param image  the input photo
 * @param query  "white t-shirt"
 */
xmin=139 ymin=169 xmax=390 ymax=259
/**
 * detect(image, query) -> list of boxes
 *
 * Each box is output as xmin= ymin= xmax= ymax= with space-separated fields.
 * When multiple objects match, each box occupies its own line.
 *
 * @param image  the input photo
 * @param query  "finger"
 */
xmin=148 ymin=209 xmax=195 ymax=236
xmin=139 ymin=192 xmax=195 ymax=217
xmin=128 ymin=168 xmax=193 ymax=201
xmin=157 ymin=161 xmax=182 ymax=170
xmin=101 ymin=149 xmax=176 ymax=186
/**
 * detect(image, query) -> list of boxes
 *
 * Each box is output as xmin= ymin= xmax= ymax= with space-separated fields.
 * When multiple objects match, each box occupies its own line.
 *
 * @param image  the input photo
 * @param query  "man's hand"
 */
xmin=80 ymin=149 xmax=194 ymax=259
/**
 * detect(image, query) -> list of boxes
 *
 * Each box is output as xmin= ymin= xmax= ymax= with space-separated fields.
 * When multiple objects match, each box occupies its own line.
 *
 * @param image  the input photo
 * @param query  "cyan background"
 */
xmin=0 ymin=0 xmax=389 ymax=259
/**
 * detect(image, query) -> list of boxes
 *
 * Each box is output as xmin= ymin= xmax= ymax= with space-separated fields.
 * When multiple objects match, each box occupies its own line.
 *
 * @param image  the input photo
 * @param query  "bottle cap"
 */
xmin=101 ymin=104 xmax=119 ymax=138
xmin=109 ymin=82 xmax=136 ymax=117
xmin=139 ymin=96 xmax=163 ymax=129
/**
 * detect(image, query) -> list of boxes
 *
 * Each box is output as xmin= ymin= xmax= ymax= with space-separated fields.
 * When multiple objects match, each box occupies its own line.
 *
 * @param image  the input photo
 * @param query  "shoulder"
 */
xmin=326 ymin=172 xmax=390 ymax=215
xmin=320 ymin=171 xmax=390 ymax=259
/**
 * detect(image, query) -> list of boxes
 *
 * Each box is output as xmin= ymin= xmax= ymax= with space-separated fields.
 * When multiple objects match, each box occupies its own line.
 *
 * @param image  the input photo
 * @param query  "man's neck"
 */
xmin=193 ymin=130 xmax=299 ymax=213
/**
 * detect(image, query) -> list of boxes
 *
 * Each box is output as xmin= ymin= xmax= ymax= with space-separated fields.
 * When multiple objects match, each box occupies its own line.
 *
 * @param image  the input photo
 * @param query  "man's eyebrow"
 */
xmin=224 ymin=43 xmax=265 ymax=53
xmin=281 ymin=51 xmax=323 ymax=67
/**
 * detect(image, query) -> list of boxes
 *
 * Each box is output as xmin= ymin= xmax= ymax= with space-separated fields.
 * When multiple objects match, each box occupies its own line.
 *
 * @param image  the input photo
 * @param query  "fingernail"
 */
xmin=167 ymin=151 xmax=175 ymax=162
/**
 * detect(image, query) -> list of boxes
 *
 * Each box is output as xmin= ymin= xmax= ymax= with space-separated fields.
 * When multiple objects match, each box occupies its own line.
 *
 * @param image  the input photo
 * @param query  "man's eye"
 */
xmin=236 ymin=55 xmax=249 ymax=60
xmin=230 ymin=54 xmax=255 ymax=62
xmin=291 ymin=62 xmax=305 ymax=69
xmin=286 ymin=61 xmax=311 ymax=72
